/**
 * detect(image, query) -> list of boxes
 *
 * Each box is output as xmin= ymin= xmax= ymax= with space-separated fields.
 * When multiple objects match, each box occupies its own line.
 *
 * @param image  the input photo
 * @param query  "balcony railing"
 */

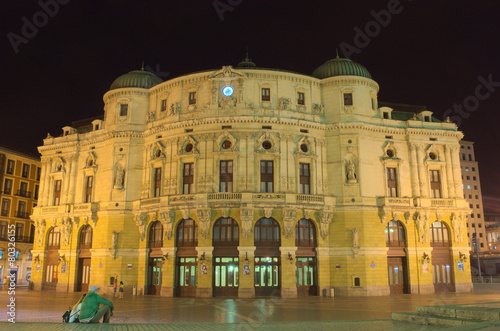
xmin=296 ymin=194 xmax=324 ymax=203
xmin=15 ymin=190 xmax=31 ymax=198
xmin=15 ymin=211 xmax=31 ymax=219
xmin=1 ymin=210 xmax=9 ymax=217
xmin=148 ymin=241 xmax=163 ymax=248
xmin=79 ymin=243 xmax=92 ymax=250
xmin=0 ymin=234 xmax=34 ymax=243
xmin=208 ymin=193 xmax=242 ymax=200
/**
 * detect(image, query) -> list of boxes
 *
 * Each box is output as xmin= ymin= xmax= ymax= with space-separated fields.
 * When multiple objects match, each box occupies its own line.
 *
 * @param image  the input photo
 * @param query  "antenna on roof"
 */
xmin=336 ymin=49 xmax=340 ymax=59
xmin=141 ymin=61 xmax=145 ymax=71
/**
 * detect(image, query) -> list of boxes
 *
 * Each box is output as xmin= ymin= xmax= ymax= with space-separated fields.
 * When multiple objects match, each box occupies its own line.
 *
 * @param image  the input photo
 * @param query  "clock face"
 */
xmin=222 ymin=86 xmax=234 ymax=97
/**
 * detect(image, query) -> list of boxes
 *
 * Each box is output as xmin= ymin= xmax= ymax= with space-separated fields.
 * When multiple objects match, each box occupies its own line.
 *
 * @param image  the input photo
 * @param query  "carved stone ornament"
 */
xmin=114 ymin=163 xmax=125 ymax=190
xmin=209 ymin=66 xmax=245 ymax=79
xmin=135 ymin=213 xmax=147 ymax=241
xmin=110 ymin=231 xmax=118 ymax=259
xmin=451 ymin=213 xmax=465 ymax=243
xmin=241 ymin=208 xmax=254 ymax=238
xmin=318 ymin=210 xmax=333 ymax=240
xmin=221 ymin=208 xmax=230 ymax=218
xmin=35 ymin=219 xmax=46 ymax=247
xmin=352 ymin=228 xmax=359 ymax=248
xmin=416 ymin=212 xmax=429 ymax=243
xmin=181 ymin=209 xmax=190 ymax=219
xmin=312 ymin=103 xmax=324 ymax=115
xmin=379 ymin=208 xmax=388 ymax=224
xmin=263 ymin=208 xmax=273 ymax=219
xmin=60 ymin=217 xmax=72 ymax=246
xmin=279 ymin=97 xmax=291 ymax=110
xmin=346 ymin=159 xmax=357 ymax=184
xmin=160 ymin=210 xmax=176 ymax=240
xmin=282 ymin=208 xmax=297 ymax=239
xmin=197 ymin=208 xmax=212 ymax=239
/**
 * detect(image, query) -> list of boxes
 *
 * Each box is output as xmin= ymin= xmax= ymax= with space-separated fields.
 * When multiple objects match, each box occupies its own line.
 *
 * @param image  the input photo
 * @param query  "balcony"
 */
xmin=15 ymin=211 xmax=31 ymax=219
xmin=15 ymin=190 xmax=31 ymax=199
xmin=0 ymin=234 xmax=33 ymax=243
xmin=208 ymin=193 xmax=242 ymax=201
xmin=296 ymin=194 xmax=324 ymax=204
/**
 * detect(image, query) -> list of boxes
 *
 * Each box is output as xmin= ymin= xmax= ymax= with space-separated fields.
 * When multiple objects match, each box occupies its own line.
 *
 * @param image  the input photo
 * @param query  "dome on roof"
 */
xmin=237 ymin=51 xmax=257 ymax=68
xmin=312 ymin=57 xmax=371 ymax=79
xmin=109 ymin=68 xmax=163 ymax=90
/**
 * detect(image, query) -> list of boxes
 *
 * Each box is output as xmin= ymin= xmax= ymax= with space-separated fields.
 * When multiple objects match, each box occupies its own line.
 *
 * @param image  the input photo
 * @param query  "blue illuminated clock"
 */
xmin=222 ymin=86 xmax=234 ymax=97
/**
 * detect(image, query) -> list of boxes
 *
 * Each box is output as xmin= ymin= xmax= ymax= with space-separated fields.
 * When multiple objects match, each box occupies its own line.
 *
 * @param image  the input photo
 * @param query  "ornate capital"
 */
xmin=197 ymin=208 xmax=212 ymax=239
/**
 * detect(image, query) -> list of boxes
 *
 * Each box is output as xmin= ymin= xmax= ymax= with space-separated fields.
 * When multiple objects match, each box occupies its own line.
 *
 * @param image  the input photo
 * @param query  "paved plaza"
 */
xmin=1 ymin=283 xmax=500 ymax=330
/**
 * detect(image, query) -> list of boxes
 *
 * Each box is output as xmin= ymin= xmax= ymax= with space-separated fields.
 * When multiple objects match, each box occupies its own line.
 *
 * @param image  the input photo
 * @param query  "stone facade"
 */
xmin=31 ymin=59 xmax=472 ymax=297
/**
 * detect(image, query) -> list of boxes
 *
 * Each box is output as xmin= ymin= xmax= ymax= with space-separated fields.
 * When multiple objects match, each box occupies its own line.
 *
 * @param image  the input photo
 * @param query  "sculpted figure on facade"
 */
xmin=35 ymin=219 xmax=46 ymax=247
xmin=114 ymin=164 xmax=125 ymax=189
xmin=318 ymin=210 xmax=333 ymax=240
xmin=279 ymin=97 xmax=291 ymax=110
xmin=160 ymin=209 xmax=175 ymax=240
xmin=60 ymin=217 xmax=72 ymax=246
xmin=135 ymin=213 xmax=147 ymax=241
xmin=416 ymin=212 xmax=429 ymax=243
xmin=197 ymin=208 xmax=212 ymax=239
xmin=352 ymin=228 xmax=359 ymax=248
xmin=111 ymin=231 xmax=118 ymax=259
xmin=451 ymin=213 xmax=464 ymax=243
xmin=346 ymin=159 xmax=357 ymax=183
xmin=241 ymin=208 xmax=254 ymax=238
xmin=282 ymin=208 xmax=297 ymax=239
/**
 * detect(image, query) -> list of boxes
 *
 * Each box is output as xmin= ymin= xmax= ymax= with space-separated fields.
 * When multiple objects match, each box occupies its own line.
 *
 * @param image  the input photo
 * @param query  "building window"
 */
xmin=383 ymin=112 xmax=389 ymax=119
xmin=466 ymin=176 xmax=470 ymax=180
xmin=386 ymin=220 xmax=406 ymax=247
xmin=19 ymin=181 xmax=28 ymax=198
xmin=219 ymin=160 xmax=233 ymax=193
xmin=469 ymin=154 xmax=472 ymax=161
xmin=22 ymin=164 xmax=30 ymax=178
xmin=429 ymin=170 xmax=441 ymax=198
xmin=462 ymin=153 xmax=466 ymax=161
xmin=148 ymin=221 xmax=163 ymax=248
xmin=34 ymin=185 xmax=39 ymax=200
xmin=188 ymin=92 xmax=196 ymax=105
xmin=47 ymin=227 xmax=61 ymax=249
xmin=6 ymin=160 xmax=15 ymax=175
xmin=154 ymin=168 xmax=162 ymax=197
xmin=15 ymin=222 xmax=24 ymax=238
xmin=260 ymin=161 xmax=274 ymax=193
xmin=1 ymin=199 xmax=11 ymax=217
xmin=36 ymin=167 xmax=41 ymax=181
xmin=474 ymin=185 xmax=478 ymax=190
xmin=3 ymin=179 xmax=12 ymax=195
xmin=465 ymin=167 xmax=469 ymax=171
xmin=183 ymin=163 xmax=194 ymax=194
xmin=53 ymin=180 xmax=62 ymax=206
xmin=473 ymin=176 xmax=477 ymax=181
xmin=0 ymin=221 xmax=7 ymax=239
xmin=261 ymin=88 xmax=270 ymax=101
xmin=299 ymin=163 xmax=310 ymax=194
xmin=295 ymin=219 xmax=316 ymax=247
xmin=472 ymin=167 xmax=476 ymax=171
xmin=387 ymin=168 xmax=398 ymax=197
xmin=429 ymin=221 xmax=449 ymax=247
xmin=344 ymin=93 xmax=353 ymax=106
xmin=120 ymin=104 xmax=128 ymax=116
xmin=297 ymin=92 xmax=305 ymax=105
xmin=176 ymin=219 xmax=198 ymax=247
xmin=213 ymin=217 xmax=239 ymax=246
xmin=161 ymin=99 xmax=167 ymax=112
xmin=85 ymin=176 xmax=93 ymax=203
xmin=254 ymin=218 xmax=280 ymax=247
xmin=17 ymin=201 xmax=27 ymax=219
xmin=475 ymin=195 xmax=478 ymax=199
xmin=79 ymin=225 xmax=93 ymax=249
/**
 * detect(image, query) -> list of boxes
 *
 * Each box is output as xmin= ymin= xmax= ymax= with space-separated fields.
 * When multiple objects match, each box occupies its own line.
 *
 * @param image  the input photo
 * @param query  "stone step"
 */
xmin=392 ymin=312 xmax=480 ymax=327
xmin=416 ymin=305 xmax=500 ymax=321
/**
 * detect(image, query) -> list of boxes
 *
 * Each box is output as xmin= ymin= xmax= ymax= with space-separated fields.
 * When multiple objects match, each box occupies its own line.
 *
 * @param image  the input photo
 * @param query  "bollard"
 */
xmin=133 ymin=286 xmax=137 ymax=296
xmin=330 ymin=287 xmax=334 ymax=297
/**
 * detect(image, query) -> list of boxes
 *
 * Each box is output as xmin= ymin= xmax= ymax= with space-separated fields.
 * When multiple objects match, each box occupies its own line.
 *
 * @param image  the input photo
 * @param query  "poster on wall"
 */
xmin=201 ymin=264 xmax=207 ymax=274
xmin=243 ymin=265 xmax=250 ymax=275
xmin=61 ymin=264 xmax=66 ymax=273
xmin=422 ymin=263 xmax=429 ymax=273
xmin=458 ymin=261 xmax=464 ymax=272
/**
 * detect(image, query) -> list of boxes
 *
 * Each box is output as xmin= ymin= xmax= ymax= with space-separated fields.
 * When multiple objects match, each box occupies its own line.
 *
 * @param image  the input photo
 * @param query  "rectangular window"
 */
xmin=469 ymin=154 xmax=472 ymax=161
xmin=85 ymin=176 xmax=93 ymax=203
xmin=188 ymin=92 xmax=196 ymax=105
xmin=383 ymin=112 xmax=389 ymax=119
xmin=344 ymin=93 xmax=353 ymax=106
xmin=1 ymin=199 xmax=10 ymax=217
xmin=15 ymin=223 xmax=23 ymax=238
xmin=261 ymin=88 xmax=270 ymax=101
xmin=34 ymin=185 xmax=39 ymax=200
xmin=220 ymin=160 xmax=233 ymax=193
xmin=0 ymin=221 xmax=7 ymax=237
xmin=36 ymin=167 xmax=41 ymax=181
xmin=387 ymin=168 xmax=398 ymax=197
xmin=6 ymin=160 xmax=14 ymax=175
xmin=297 ymin=92 xmax=305 ymax=105
xmin=3 ymin=179 xmax=12 ymax=195
xmin=260 ymin=161 xmax=274 ymax=193
xmin=22 ymin=164 xmax=30 ymax=178
xmin=299 ymin=163 xmax=310 ymax=194
xmin=19 ymin=181 xmax=28 ymax=197
xmin=154 ymin=168 xmax=162 ymax=197
xmin=161 ymin=99 xmax=167 ymax=111
xmin=54 ymin=180 xmax=62 ymax=206
xmin=429 ymin=170 xmax=441 ymax=198
xmin=17 ymin=200 xmax=26 ymax=218
xmin=120 ymin=104 xmax=128 ymax=116
xmin=183 ymin=163 xmax=194 ymax=194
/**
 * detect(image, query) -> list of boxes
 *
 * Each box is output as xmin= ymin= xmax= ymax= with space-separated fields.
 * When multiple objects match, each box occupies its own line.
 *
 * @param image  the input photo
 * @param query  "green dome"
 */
xmin=312 ymin=57 xmax=371 ymax=79
xmin=110 ymin=69 xmax=163 ymax=90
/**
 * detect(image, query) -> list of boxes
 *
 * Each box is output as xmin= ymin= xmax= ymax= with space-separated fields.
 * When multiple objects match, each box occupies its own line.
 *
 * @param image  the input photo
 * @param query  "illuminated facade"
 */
xmin=31 ymin=56 xmax=472 ymax=297
xmin=0 ymin=146 xmax=40 ymax=286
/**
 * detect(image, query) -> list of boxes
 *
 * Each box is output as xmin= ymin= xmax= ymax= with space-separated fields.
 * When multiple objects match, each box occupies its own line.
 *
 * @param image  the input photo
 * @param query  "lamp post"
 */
xmin=474 ymin=226 xmax=482 ymax=283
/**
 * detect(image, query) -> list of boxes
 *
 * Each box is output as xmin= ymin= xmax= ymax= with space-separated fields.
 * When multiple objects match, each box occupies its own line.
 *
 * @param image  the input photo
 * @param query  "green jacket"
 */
xmin=79 ymin=292 xmax=114 ymax=321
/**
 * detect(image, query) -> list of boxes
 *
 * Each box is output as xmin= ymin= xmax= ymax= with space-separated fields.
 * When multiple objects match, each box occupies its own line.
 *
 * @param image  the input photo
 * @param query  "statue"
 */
xmin=346 ymin=160 xmax=357 ymax=183
xmin=114 ymin=166 xmax=125 ymax=189
xmin=352 ymin=228 xmax=359 ymax=248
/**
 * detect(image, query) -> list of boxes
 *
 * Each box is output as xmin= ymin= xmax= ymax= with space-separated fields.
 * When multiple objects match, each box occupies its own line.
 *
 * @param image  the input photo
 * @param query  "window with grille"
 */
xmin=176 ymin=219 xmax=198 ymax=247
xmin=85 ymin=176 xmax=93 ymax=203
xmin=220 ymin=160 xmax=233 ymax=192
xmin=295 ymin=219 xmax=316 ymax=247
xmin=189 ymin=92 xmax=196 ymax=105
xmin=213 ymin=218 xmax=239 ymax=246
xmin=429 ymin=170 xmax=441 ymax=198
xmin=154 ymin=168 xmax=162 ymax=197
xmin=54 ymin=180 xmax=62 ymax=205
xmin=298 ymin=92 xmax=305 ymax=105
xmin=344 ymin=93 xmax=353 ymax=106
xmin=385 ymin=220 xmax=406 ymax=247
xmin=183 ymin=163 xmax=194 ymax=194
xmin=260 ymin=161 xmax=274 ymax=193
xmin=254 ymin=218 xmax=280 ymax=247
xmin=299 ymin=163 xmax=310 ymax=194
xmin=149 ymin=221 xmax=163 ymax=248
xmin=429 ymin=221 xmax=449 ymax=247
xmin=261 ymin=88 xmax=270 ymax=101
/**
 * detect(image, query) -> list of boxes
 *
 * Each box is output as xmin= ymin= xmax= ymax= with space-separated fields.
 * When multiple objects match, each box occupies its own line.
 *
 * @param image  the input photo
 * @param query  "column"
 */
xmin=451 ymin=145 xmax=464 ymax=198
xmin=68 ymin=155 xmax=78 ymax=204
xmin=61 ymin=156 xmax=72 ymax=205
xmin=41 ymin=159 xmax=51 ymax=206
xmin=416 ymin=144 xmax=428 ymax=197
xmin=409 ymin=143 xmax=420 ymax=197
xmin=237 ymin=246 xmax=256 ymax=298
xmin=445 ymin=145 xmax=456 ymax=198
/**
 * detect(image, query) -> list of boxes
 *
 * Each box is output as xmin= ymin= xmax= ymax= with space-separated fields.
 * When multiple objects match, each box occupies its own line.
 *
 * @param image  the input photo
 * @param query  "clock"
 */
xmin=222 ymin=86 xmax=234 ymax=97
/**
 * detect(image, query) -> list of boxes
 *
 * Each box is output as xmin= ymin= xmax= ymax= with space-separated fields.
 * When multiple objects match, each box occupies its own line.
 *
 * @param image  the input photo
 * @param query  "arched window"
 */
xmin=213 ymin=218 xmax=239 ymax=246
xmin=430 ymin=221 xmax=450 ymax=247
xmin=385 ymin=221 xmax=406 ymax=247
xmin=47 ymin=227 xmax=60 ymax=249
xmin=295 ymin=219 xmax=316 ymax=247
xmin=254 ymin=218 xmax=280 ymax=247
xmin=176 ymin=219 xmax=198 ymax=247
xmin=79 ymin=225 xmax=93 ymax=249
xmin=149 ymin=221 xmax=163 ymax=248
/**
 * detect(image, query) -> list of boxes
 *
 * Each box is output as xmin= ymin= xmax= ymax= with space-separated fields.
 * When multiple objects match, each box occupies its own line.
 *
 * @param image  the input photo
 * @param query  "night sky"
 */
xmin=1 ymin=1 xmax=499 ymax=209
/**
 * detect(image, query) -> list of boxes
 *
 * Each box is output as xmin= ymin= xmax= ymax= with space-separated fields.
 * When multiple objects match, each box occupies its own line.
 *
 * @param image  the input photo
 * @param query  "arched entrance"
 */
xmin=77 ymin=225 xmax=92 ymax=292
xmin=385 ymin=220 xmax=408 ymax=294
xmin=212 ymin=217 xmax=239 ymax=297
xmin=148 ymin=221 xmax=163 ymax=295
xmin=44 ymin=227 xmax=60 ymax=291
xmin=295 ymin=219 xmax=317 ymax=296
xmin=175 ymin=219 xmax=198 ymax=297
xmin=430 ymin=221 xmax=454 ymax=292
xmin=254 ymin=218 xmax=281 ymax=296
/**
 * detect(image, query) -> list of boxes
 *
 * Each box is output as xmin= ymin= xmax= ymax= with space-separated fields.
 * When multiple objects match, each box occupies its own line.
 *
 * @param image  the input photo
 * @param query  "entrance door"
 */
xmin=254 ymin=257 xmax=280 ymax=296
xmin=432 ymin=253 xmax=454 ymax=293
xmin=296 ymin=257 xmax=317 ymax=296
xmin=213 ymin=257 xmax=239 ymax=297
xmin=77 ymin=258 xmax=91 ymax=292
xmin=387 ymin=257 xmax=406 ymax=294
xmin=149 ymin=258 xmax=163 ymax=295
xmin=176 ymin=257 xmax=197 ymax=297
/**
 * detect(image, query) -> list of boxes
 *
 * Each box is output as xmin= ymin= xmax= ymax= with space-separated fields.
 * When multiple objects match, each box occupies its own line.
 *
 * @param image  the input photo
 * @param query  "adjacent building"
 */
xmin=31 ymin=56 xmax=472 ymax=297
xmin=0 ymin=146 xmax=40 ymax=286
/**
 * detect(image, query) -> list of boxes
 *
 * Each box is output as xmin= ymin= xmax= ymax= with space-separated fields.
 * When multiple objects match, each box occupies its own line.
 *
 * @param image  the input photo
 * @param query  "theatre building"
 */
xmin=30 ymin=56 xmax=472 ymax=297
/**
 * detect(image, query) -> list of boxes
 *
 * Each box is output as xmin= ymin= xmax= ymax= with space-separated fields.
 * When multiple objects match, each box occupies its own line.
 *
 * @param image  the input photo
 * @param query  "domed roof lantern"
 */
xmin=312 ymin=54 xmax=372 ymax=79
xmin=237 ymin=48 xmax=257 ymax=68
xmin=109 ymin=63 xmax=163 ymax=90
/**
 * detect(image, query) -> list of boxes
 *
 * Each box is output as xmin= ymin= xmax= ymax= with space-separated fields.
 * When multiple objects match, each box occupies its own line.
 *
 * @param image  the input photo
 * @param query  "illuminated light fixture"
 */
xmin=162 ymin=253 xmax=169 ymax=261
xmin=34 ymin=255 xmax=40 ymax=263
xmin=200 ymin=252 xmax=206 ymax=262
xmin=245 ymin=252 xmax=249 ymax=263
xmin=422 ymin=252 xmax=430 ymax=263
xmin=459 ymin=252 xmax=468 ymax=263
xmin=288 ymin=253 xmax=293 ymax=264
xmin=222 ymin=86 xmax=234 ymax=97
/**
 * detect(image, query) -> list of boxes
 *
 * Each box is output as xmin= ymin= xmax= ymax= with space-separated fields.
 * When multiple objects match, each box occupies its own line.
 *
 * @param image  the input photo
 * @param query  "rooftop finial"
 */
xmin=141 ymin=61 xmax=144 ymax=71
xmin=336 ymin=49 xmax=340 ymax=59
